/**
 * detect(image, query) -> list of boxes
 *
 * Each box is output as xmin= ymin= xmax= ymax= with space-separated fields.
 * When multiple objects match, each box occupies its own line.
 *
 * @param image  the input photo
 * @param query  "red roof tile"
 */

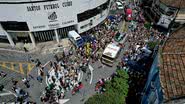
xmin=160 ymin=0 xmax=185 ymax=8
xmin=160 ymin=27 xmax=185 ymax=102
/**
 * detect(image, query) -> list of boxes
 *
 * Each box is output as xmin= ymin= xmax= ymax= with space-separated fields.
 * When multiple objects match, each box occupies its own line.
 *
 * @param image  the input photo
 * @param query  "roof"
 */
xmin=103 ymin=43 xmax=120 ymax=58
xmin=116 ymin=1 xmax=122 ymax=6
xmin=126 ymin=9 xmax=132 ymax=14
xmin=160 ymin=0 xmax=185 ymax=8
xmin=68 ymin=30 xmax=81 ymax=40
xmin=160 ymin=26 xmax=185 ymax=103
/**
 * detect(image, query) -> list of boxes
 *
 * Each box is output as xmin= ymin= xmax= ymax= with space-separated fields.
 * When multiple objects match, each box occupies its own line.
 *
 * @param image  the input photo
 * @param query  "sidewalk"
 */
xmin=36 ymin=38 xmax=72 ymax=54
xmin=0 ymin=39 xmax=72 ymax=54
xmin=0 ymin=42 xmax=35 ymax=53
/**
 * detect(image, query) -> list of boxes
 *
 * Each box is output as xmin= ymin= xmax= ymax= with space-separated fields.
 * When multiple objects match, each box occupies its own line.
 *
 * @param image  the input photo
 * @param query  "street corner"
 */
xmin=0 ymin=61 xmax=35 ymax=75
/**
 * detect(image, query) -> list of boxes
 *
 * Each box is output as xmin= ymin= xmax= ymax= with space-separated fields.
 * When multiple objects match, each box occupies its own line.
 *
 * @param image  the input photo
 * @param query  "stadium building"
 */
xmin=0 ymin=0 xmax=111 ymax=47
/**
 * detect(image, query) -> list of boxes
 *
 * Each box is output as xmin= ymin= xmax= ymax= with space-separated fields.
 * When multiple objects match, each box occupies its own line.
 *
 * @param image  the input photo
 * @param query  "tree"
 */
xmin=85 ymin=70 xmax=129 ymax=104
xmin=147 ymin=41 xmax=159 ymax=50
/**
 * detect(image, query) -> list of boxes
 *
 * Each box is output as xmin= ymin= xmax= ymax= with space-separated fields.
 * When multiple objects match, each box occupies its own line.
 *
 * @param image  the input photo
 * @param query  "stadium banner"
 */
xmin=0 ymin=0 xmax=109 ymax=31
xmin=0 ymin=0 xmax=76 ymax=31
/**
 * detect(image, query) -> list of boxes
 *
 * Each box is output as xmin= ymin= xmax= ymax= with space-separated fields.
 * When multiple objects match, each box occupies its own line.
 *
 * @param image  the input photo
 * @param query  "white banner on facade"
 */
xmin=0 ymin=0 xmax=77 ymax=31
xmin=0 ymin=0 xmax=109 ymax=31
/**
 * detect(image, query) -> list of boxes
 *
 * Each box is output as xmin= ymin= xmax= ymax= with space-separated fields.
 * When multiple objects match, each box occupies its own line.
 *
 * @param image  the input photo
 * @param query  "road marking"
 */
xmin=43 ymin=61 xmax=51 ymax=68
xmin=59 ymin=99 xmax=70 ymax=104
xmin=11 ymin=62 xmax=14 ymax=71
xmin=79 ymin=71 xmax=83 ymax=82
xmin=0 ymin=92 xmax=13 ymax=96
xmin=28 ymin=63 xmax=35 ymax=73
xmin=3 ymin=89 xmax=17 ymax=97
xmin=88 ymin=65 xmax=94 ymax=84
xmin=19 ymin=63 xmax=24 ymax=74
xmin=0 ymin=61 xmax=35 ymax=75
xmin=1 ymin=62 xmax=6 ymax=68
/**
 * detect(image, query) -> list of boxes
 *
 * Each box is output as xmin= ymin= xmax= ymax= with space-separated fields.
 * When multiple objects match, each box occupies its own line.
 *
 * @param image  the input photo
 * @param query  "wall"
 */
xmin=141 ymin=54 xmax=163 ymax=104
xmin=0 ymin=24 xmax=7 ymax=36
xmin=175 ymin=8 xmax=185 ymax=24
xmin=0 ymin=0 xmax=109 ymax=32
xmin=77 ymin=9 xmax=109 ymax=33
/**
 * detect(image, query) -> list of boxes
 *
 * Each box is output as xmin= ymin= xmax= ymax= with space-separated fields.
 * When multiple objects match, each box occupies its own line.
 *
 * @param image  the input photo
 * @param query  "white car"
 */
xmin=116 ymin=1 xmax=124 ymax=10
xmin=118 ymin=0 xmax=126 ymax=5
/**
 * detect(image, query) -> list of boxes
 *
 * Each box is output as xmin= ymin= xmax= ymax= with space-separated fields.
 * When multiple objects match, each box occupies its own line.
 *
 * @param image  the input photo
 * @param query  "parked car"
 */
xmin=125 ymin=8 xmax=132 ymax=21
xmin=118 ymin=0 xmax=126 ymax=6
xmin=114 ymin=31 xmax=125 ymax=42
xmin=116 ymin=1 xmax=124 ymax=10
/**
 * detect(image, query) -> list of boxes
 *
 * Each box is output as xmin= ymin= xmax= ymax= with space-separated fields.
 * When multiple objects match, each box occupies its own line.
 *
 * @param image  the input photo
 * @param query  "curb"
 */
xmin=0 ymin=48 xmax=25 ymax=53
xmin=0 ymin=48 xmax=38 ymax=54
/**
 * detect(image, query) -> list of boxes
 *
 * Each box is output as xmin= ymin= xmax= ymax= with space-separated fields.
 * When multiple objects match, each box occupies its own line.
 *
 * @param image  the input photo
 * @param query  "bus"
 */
xmin=101 ymin=43 xmax=121 ymax=66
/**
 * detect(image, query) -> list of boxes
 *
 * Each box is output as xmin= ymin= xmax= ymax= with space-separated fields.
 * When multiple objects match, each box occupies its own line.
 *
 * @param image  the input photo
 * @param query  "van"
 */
xmin=68 ymin=30 xmax=84 ymax=48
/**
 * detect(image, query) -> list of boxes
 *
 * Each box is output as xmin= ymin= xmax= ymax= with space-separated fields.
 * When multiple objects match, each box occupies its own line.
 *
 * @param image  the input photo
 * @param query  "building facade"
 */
xmin=0 ymin=0 xmax=111 ymax=47
xmin=141 ymin=54 xmax=163 ymax=104
xmin=141 ymin=26 xmax=185 ymax=104
xmin=141 ymin=0 xmax=185 ymax=29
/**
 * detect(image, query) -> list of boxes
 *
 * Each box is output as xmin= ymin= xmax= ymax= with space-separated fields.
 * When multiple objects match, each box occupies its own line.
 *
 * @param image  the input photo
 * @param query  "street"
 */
xmin=0 ymin=0 xmax=151 ymax=103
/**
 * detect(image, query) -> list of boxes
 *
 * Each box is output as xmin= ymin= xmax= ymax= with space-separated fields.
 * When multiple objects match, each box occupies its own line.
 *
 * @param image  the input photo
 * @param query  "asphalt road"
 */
xmin=0 ymin=50 xmax=118 ymax=103
xmin=0 ymin=39 xmax=129 ymax=104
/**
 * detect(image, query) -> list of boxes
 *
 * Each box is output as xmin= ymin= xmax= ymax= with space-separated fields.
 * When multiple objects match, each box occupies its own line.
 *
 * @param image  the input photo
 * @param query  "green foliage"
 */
xmin=144 ymin=22 xmax=151 ymax=29
xmin=85 ymin=70 xmax=129 ymax=104
xmin=85 ymin=94 xmax=111 ymax=104
xmin=147 ymin=41 xmax=159 ymax=50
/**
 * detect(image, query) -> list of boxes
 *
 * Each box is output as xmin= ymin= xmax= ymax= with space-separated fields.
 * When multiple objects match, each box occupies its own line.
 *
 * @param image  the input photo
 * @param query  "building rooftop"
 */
xmin=160 ymin=0 xmax=185 ymax=8
xmin=160 ymin=26 xmax=185 ymax=103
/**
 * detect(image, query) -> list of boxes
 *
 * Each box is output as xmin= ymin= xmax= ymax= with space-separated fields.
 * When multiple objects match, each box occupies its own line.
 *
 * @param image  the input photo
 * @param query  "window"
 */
xmin=77 ymin=0 xmax=110 ymax=22
xmin=1 ymin=21 xmax=29 ymax=31
xmin=80 ymin=24 xmax=89 ymax=29
xmin=102 ymin=54 xmax=114 ymax=61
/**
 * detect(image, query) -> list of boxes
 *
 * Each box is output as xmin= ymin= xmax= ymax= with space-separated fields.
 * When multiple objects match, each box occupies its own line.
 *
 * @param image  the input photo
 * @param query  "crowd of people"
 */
xmin=38 ymin=11 xmax=126 ymax=103
xmin=40 ymin=49 xmax=86 ymax=103
xmin=39 ymin=6 xmax=159 ymax=103
xmin=95 ymin=78 xmax=106 ymax=94
xmin=117 ymin=2 xmax=167 ymax=103
xmin=0 ymin=1 xmax=169 ymax=103
xmin=0 ymin=71 xmax=7 ymax=78
xmin=10 ymin=75 xmax=35 ymax=103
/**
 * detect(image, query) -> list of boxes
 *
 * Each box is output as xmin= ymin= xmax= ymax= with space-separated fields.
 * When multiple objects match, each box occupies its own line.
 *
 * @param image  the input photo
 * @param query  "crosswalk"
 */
xmin=0 ymin=61 xmax=35 ymax=75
